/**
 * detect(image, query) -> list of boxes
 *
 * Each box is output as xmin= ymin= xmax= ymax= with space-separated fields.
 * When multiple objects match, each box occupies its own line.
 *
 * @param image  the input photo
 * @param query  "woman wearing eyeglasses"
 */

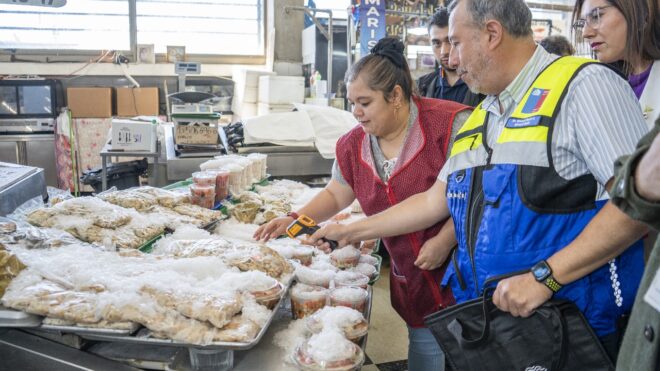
xmin=572 ymin=0 xmax=660 ymax=130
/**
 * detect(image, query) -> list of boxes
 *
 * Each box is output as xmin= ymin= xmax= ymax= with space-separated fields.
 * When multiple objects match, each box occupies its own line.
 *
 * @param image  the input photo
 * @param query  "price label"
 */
xmin=1 ymin=0 xmax=67 ymax=7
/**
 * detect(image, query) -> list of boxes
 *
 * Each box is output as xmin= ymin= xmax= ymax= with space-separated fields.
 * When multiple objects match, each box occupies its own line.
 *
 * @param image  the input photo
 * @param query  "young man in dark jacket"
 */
xmin=417 ymin=7 xmax=483 ymax=107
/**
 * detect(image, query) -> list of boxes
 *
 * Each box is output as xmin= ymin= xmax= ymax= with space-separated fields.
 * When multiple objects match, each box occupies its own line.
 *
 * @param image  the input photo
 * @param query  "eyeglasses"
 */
xmin=572 ymin=5 xmax=613 ymax=32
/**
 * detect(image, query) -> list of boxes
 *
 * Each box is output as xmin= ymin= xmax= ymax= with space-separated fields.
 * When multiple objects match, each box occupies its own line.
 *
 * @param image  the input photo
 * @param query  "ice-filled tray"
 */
xmin=75 ymin=280 xmax=291 ymax=350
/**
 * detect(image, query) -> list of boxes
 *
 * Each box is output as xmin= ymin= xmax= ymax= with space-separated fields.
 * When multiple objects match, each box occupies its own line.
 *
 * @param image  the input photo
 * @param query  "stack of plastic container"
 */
xmin=199 ymin=153 xmax=268 ymax=196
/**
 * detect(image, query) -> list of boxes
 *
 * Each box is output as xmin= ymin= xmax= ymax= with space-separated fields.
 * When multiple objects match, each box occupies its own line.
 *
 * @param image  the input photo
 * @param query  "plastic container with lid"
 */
xmin=292 ymin=330 xmax=365 ymax=371
xmin=206 ymin=169 xmax=230 ymax=202
xmin=251 ymin=281 xmax=284 ymax=309
xmin=292 ymin=249 xmax=314 ymax=266
xmin=231 ymin=157 xmax=254 ymax=185
xmin=350 ymin=263 xmax=377 ymax=280
xmin=305 ymin=306 xmax=369 ymax=342
xmin=296 ymin=266 xmax=335 ymax=288
xmin=192 ymin=171 xmax=217 ymax=187
xmin=334 ymin=271 xmax=369 ymax=290
xmin=190 ymin=184 xmax=215 ymax=209
xmin=247 ymin=153 xmax=268 ymax=180
xmin=330 ymin=286 xmax=368 ymax=313
xmin=224 ymin=164 xmax=245 ymax=196
xmin=290 ymin=283 xmax=328 ymax=319
xmin=246 ymin=156 xmax=262 ymax=183
xmin=358 ymin=254 xmax=378 ymax=266
xmin=330 ymin=246 xmax=361 ymax=269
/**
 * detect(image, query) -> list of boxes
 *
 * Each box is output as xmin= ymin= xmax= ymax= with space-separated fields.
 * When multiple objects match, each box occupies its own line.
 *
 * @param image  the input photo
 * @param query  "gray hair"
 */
xmin=449 ymin=0 xmax=533 ymax=38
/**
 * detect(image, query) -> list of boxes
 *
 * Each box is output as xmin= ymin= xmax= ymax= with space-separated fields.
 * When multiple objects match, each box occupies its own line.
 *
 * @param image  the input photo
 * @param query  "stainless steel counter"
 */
xmin=164 ymin=125 xmax=333 ymax=181
xmin=0 ymin=329 xmax=139 ymax=371
xmin=0 ymin=133 xmax=57 ymax=187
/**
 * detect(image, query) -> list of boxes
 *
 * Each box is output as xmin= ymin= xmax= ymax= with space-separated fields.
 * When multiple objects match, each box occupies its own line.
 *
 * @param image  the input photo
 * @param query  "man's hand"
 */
xmin=414 ymin=239 xmax=454 ymax=271
xmin=635 ymin=133 xmax=660 ymax=201
xmin=309 ymin=223 xmax=352 ymax=248
xmin=492 ymin=272 xmax=553 ymax=317
xmin=253 ymin=216 xmax=294 ymax=242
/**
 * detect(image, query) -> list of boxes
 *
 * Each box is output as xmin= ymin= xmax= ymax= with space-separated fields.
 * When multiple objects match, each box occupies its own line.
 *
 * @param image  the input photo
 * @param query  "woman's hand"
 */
xmin=414 ymin=237 xmax=454 ymax=270
xmin=309 ymin=223 xmax=353 ymax=248
xmin=253 ymin=216 xmax=294 ymax=242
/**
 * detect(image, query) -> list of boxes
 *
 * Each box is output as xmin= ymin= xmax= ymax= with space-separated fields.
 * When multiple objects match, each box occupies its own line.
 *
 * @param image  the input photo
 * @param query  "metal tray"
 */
xmin=39 ymin=321 xmax=140 ymax=336
xmin=0 ymin=306 xmax=42 ymax=328
xmin=77 ymin=280 xmax=292 ymax=351
xmin=368 ymin=253 xmax=383 ymax=285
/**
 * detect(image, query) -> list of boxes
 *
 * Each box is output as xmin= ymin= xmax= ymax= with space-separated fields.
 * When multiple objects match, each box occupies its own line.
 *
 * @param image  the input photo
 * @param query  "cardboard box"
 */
xmin=116 ymin=87 xmax=159 ymax=117
xmin=111 ymin=119 xmax=157 ymax=152
xmin=67 ymin=87 xmax=112 ymax=118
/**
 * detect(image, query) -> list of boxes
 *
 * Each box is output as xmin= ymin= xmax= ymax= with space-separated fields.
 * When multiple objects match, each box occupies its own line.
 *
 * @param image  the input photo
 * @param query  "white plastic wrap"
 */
xmin=153 ymin=235 xmax=293 ymax=281
xmin=23 ymin=197 xmax=166 ymax=250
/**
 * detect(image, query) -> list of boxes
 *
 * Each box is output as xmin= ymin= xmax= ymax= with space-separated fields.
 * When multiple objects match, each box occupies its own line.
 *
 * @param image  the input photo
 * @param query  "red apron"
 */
xmin=336 ymin=97 xmax=468 ymax=326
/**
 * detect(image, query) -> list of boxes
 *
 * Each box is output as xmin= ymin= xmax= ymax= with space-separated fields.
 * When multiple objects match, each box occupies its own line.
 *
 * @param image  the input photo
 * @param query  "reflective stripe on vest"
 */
xmin=447 ymin=56 xmax=597 ymax=171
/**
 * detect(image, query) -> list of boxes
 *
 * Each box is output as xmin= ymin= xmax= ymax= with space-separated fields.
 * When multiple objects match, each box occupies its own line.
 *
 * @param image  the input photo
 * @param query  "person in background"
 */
xmin=310 ymin=0 xmax=650 ymax=361
xmin=611 ymin=118 xmax=660 ymax=371
xmin=539 ymin=35 xmax=575 ymax=56
xmin=417 ymin=7 xmax=483 ymax=107
xmin=573 ymin=0 xmax=660 ymax=129
xmin=255 ymin=37 xmax=471 ymax=371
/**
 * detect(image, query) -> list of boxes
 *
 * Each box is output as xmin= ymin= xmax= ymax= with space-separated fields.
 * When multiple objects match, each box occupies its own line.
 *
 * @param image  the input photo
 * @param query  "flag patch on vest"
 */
xmin=506 ymin=115 xmax=542 ymax=128
xmin=522 ymin=88 xmax=550 ymax=113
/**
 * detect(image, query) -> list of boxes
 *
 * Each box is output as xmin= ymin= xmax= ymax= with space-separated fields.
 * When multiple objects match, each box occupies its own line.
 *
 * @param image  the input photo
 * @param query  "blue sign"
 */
xmin=359 ymin=0 xmax=386 ymax=57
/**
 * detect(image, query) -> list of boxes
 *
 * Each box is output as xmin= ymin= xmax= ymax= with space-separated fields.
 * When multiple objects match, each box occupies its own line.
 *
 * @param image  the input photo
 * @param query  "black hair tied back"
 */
xmin=370 ymin=37 xmax=406 ymax=69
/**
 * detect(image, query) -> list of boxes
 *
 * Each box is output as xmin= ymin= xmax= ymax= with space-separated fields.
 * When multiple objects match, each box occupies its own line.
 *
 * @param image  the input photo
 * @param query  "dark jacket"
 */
xmin=417 ymin=69 xmax=484 ymax=108
xmin=611 ymin=118 xmax=660 ymax=371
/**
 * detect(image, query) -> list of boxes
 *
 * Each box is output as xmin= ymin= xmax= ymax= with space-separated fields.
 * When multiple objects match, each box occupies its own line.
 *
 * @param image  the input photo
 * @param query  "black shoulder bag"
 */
xmin=424 ymin=272 xmax=614 ymax=371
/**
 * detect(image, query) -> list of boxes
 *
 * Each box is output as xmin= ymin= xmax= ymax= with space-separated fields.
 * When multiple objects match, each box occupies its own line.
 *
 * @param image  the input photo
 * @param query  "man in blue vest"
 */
xmin=311 ymin=0 xmax=650 ymax=361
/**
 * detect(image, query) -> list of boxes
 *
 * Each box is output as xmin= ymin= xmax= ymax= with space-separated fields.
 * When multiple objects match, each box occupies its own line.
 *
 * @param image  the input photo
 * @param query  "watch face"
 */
xmin=532 ymin=262 xmax=551 ymax=281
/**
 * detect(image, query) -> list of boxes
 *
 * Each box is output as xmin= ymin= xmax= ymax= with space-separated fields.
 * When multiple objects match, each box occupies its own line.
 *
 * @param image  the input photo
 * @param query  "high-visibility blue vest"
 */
xmin=442 ymin=56 xmax=644 ymax=337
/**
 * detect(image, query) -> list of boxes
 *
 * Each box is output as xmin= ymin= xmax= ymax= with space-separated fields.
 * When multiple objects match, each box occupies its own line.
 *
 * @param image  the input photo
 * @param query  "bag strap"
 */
xmin=552 ymin=303 xmax=569 ymax=370
xmin=450 ymin=268 xmax=541 ymax=348
xmin=481 ymin=268 xmax=530 ymax=293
